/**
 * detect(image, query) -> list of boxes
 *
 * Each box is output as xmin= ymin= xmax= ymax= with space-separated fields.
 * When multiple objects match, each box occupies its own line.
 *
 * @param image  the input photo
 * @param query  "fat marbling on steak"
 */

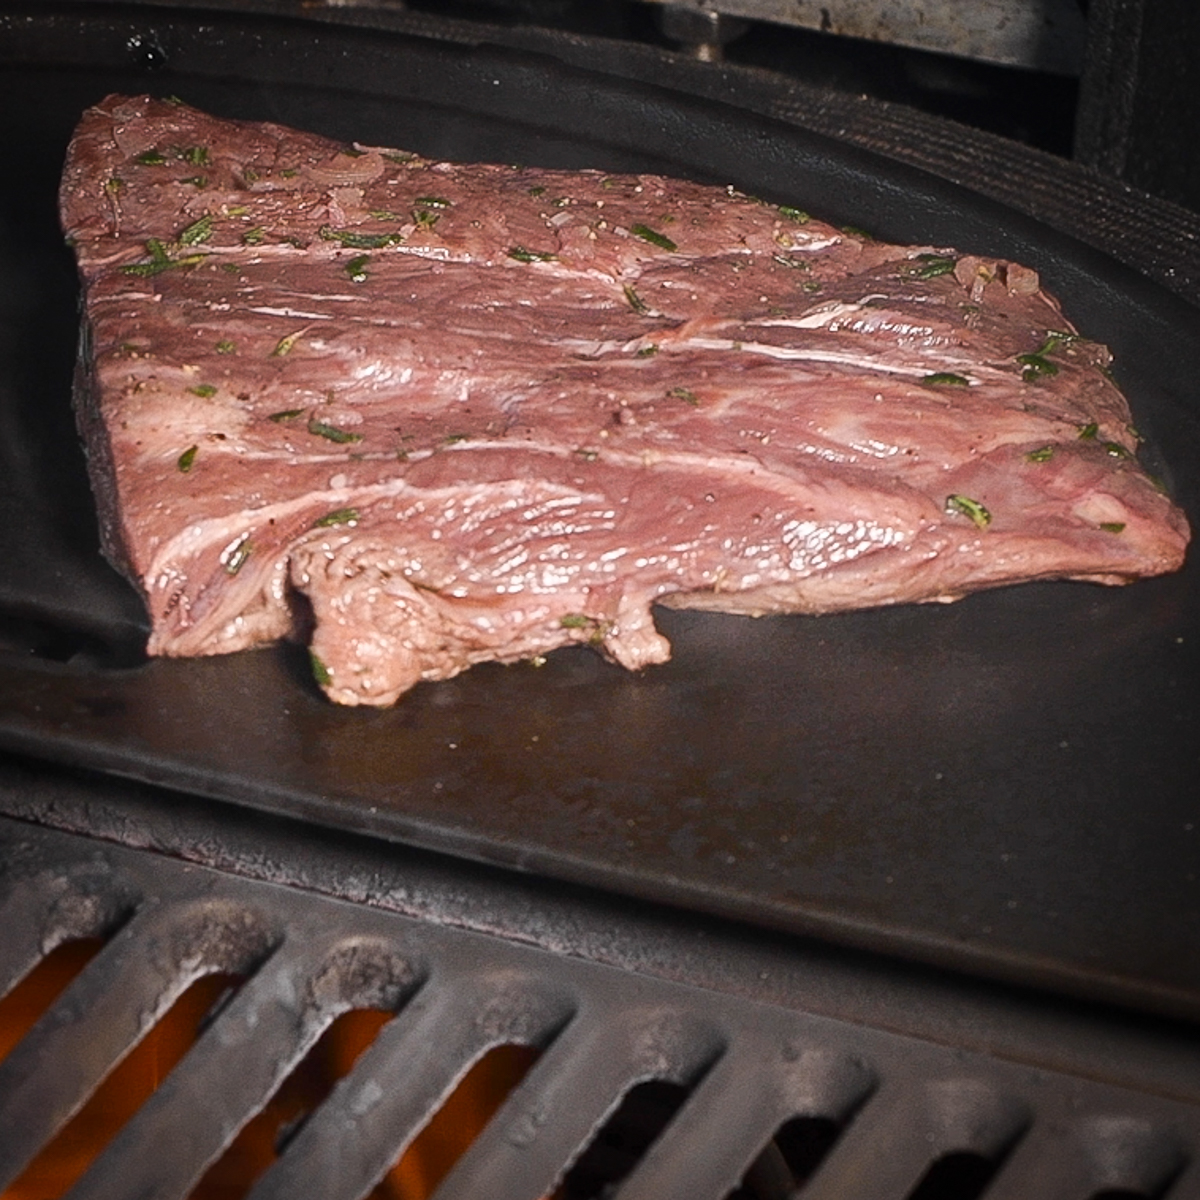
xmin=60 ymin=95 xmax=1190 ymax=705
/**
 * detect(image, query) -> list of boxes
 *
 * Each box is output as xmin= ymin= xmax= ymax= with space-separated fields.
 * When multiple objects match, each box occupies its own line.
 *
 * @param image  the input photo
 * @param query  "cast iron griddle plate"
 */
xmin=2 ymin=6 xmax=1199 ymax=1019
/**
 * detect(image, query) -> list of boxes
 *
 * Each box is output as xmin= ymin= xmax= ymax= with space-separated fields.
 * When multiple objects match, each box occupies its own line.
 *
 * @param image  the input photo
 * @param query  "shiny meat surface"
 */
xmin=61 ymin=96 xmax=1189 ymax=705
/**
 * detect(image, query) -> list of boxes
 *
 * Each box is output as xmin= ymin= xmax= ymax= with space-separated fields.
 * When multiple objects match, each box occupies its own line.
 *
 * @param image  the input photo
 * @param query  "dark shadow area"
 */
xmin=728 ymin=1115 xmax=844 ymax=1198
xmin=906 ymin=1151 xmax=1002 ymax=1200
xmin=402 ymin=0 xmax=1080 ymax=154
xmin=560 ymin=1078 xmax=691 ymax=1199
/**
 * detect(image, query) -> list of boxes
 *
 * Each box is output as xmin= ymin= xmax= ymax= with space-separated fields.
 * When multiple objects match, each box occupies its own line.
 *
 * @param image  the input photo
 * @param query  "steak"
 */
xmin=60 ymin=95 xmax=1190 ymax=706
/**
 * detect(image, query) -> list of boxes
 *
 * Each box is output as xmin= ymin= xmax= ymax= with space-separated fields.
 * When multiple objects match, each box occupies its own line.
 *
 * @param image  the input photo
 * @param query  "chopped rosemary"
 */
xmin=268 ymin=408 xmax=305 ymax=422
xmin=910 ymin=254 xmax=957 ymax=279
xmin=1038 ymin=330 xmax=1079 ymax=355
xmin=507 ymin=245 xmax=556 ymax=263
xmin=778 ymin=205 xmax=810 ymax=223
xmin=122 ymin=257 xmax=176 ymax=278
xmin=528 ymin=186 xmax=546 ymax=197
xmin=122 ymin=237 xmax=199 ymax=277
xmin=1103 ymin=441 xmax=1132 ymax=458
xmin=177 ymin=214 xmax=213 ymax=245
xmin=279 ymin=168 xmax=298 ymax=179
xmin=412 ymin=208 xmax=440 ymax=230
xmin=636 ymin=344 xmax=659 ymax=357
xmin=187 ymin=384 xmax=217 ymax=397
xmin=841 ymin=225 xmax=873 ymax=239
xmin=1078 ymin=422 xmax=1099 ymax=440
xmin=442 ymin=433 xmax=472 ymax=444
xmin=272 ymin=332 xmax=302 ymax=357
xmin=309 ymin=651 xmax=332 ymax=686
xmin=559 ymin=613 xmax=592 ymax=629
xmin=1100 ymin=522 xmax=1127 ymax=534
xmin=182 ymin=145 xmax=209 ymax=166
xmin=225 ymin=540 xmax=252 ymax=575
xmin=368 ymin=209 xmax=406 ymax=221
xmin=307 ymin=418 xmax=363 ymax=444
xmin=216 ymin=340 xmax=235 ymax=354
xmin=127 ymin=250 xmax=211 ymax=276
xmin=104 ymin=177 xmax=124 ymax=197
xmin=345 ymin=254 xmax=370 ymax=282
xmin=922 ymin=372 xmax=970 ymax=386
xmin=414 ymin=195 xmax=452 ymax=207
xmin=623 ymin=284 xmax=649 ymax=314
xmin=319 ymin=225 xmax=403 ymax=250
xmin=136 ymin=149 xmax=166 ymax=166
xmin=242 ymin=226 xmax=265 ymax=245
xmin=312 ymin=507 xmax=360 ymax=528
xmin=772 ymin=253 xmax=810 ymax=270
xmin=668 ymin=386 xmax=699 ymax=406
xmin=1026 ymin=445 xmax=1055 ymax=462
xmin=1018 ymin=352 xmax=1058 ymax=381
xmin=945 ymin=494 xmax=992 ymax=529
xmin=630 ymin=223 xmax=677 ymax=252
xmin=176 ymin=444 xmax=198 ymax=472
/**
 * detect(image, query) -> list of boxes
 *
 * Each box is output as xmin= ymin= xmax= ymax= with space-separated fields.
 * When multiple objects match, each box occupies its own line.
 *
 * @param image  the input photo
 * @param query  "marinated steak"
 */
xmin=61 ymin=95 xmax=1190 ymax=706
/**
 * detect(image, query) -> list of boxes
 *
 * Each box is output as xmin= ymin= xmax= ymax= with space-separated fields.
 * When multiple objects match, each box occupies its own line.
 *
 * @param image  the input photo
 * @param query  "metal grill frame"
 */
xmin=2 ymin=9 xmax=1200 ymax=1195
xmin=3 ymin=763 xmax=1200 ymax=1200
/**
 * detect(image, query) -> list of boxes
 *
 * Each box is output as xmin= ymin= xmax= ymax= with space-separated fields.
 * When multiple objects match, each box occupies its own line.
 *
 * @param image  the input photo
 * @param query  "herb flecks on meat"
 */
xmin=60 ymin=95 xmax=1190 ymax=707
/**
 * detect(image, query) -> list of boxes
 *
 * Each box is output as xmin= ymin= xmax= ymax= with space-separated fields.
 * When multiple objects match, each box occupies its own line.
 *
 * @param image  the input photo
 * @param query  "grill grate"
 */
xmin=2 ymin=814 xmax=1199 ymax=1200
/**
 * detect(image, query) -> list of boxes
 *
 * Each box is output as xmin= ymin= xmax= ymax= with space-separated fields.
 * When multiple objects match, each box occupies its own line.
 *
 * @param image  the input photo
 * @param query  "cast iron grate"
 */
xmin=3 ymin=817 xmax=1200 ymax=1200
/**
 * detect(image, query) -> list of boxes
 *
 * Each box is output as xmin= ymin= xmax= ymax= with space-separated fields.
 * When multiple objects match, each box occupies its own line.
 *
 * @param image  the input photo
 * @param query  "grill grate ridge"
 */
xmin=1 ymin=819 xmax=1199 ymax=1200
xmin=249 ymin=964 xmax=574 ymax=1200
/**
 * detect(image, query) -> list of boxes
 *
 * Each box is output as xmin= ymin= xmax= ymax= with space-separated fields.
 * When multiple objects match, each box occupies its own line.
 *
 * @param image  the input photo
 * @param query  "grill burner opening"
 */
xmin=561 ymin=1078 xmax=692 ymax=1199
xmin=4 ymin=969 xmax=245 ymax=1200
xmin=195 ymin=1008 xmax=396 ymax=1198
xmin=731 ymin=1116 xmax=844 ymax=1197
xmin=0 ymin=938 xmax=106 ymax=1067
xmin=388 ymin=1044 xmax=542 ymax=1199
xmin=0 ymin=932 xmax=545 ymax=1200
xmin=906 ymin=1151 xmax=1004 ymax=1200
xmin=3 ymin=815 xmax=1199 ymax=1200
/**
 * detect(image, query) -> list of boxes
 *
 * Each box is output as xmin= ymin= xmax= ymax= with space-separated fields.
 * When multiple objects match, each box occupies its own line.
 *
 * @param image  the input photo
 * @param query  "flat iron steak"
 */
xmin=60 ymin=95 xmax=1190 ymax=706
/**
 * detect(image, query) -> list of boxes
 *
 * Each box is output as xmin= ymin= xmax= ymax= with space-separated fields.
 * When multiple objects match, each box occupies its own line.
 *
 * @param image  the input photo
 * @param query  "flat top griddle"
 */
xmin=1 ymin=4 xmax=1198 ymax=1022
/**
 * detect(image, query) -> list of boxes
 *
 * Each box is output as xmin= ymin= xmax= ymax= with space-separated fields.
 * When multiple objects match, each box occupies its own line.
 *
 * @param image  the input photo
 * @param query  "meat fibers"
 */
xmin=60 ymin=96 xmax=1190 ymax=705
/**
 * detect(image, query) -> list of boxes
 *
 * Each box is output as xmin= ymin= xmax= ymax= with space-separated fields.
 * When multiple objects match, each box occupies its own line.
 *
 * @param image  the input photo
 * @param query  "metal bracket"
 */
xmin=643 ymin=0 xmax=1088 ymax=74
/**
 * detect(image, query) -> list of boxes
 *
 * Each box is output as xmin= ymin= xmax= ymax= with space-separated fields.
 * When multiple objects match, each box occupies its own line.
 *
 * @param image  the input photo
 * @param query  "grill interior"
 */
xmin=3 ymin=3 xmax=1200 ymax=1025
xmin=3 ymin=786 xmax=1200 ymax=1200
xmin=3 ymin=6 xmax=1200 ymax=1198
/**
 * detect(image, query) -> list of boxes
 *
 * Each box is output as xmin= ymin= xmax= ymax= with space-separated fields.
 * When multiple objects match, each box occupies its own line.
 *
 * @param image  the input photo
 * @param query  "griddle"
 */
xmin=1 ymin=4 xmax=1199 ymax=1023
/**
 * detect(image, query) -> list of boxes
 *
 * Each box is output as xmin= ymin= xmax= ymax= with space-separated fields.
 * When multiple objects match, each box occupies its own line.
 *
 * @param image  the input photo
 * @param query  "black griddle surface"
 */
xmin=1 ymin=5 xmax=1199 ymax=1021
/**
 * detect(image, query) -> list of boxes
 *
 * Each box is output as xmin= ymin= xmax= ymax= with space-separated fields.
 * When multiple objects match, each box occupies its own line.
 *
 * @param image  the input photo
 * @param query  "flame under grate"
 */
xmin=2 ymin=817 xmax=1199 ymax=1200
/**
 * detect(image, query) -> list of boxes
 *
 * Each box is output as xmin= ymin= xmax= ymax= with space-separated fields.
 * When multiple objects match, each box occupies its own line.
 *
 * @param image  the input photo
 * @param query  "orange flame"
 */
xmin=1 ymin=944 xmax=541 ymax=1200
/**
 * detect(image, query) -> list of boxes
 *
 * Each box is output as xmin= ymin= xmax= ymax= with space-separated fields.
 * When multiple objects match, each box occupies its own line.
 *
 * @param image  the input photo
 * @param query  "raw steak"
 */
xmin=60 ymin=95 xmax=1190 ymax=706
